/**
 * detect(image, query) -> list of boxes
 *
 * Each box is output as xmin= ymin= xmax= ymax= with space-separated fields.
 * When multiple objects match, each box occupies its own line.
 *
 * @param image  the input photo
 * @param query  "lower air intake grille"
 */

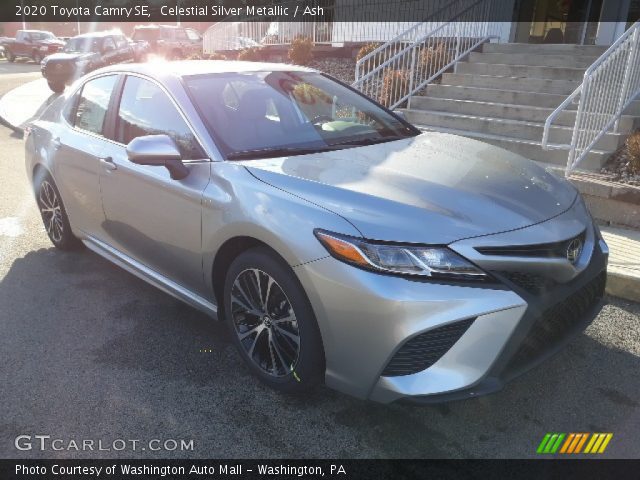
xmin=382 ymin=318 xmax=475 ymax=377
xmin=499 ymin=271 xmax=557 ymax=294
xmin=506 ymin=271 xmax=606 ymax=374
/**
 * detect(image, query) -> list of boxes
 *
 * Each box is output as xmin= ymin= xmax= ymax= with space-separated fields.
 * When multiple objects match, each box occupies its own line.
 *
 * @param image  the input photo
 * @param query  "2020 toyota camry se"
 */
xmin=25 ymin=61 xmax=608 ymax=403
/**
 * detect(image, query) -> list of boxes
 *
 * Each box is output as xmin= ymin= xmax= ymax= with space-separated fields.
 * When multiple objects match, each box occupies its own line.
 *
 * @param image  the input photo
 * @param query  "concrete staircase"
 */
xmin=400 ymin=42 xmax=640 ymax=172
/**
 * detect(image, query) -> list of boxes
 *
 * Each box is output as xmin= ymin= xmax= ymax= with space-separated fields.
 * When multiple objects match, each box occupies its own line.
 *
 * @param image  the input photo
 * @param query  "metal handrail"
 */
xmin=542 ymin=21 xmax=640 ymax=176
xmin=351 ymin=0 xmax=503 ymax=110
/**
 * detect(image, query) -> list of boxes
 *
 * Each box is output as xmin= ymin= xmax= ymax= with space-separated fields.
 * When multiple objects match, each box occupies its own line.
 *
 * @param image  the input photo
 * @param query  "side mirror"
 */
xmin=126 ymin=134 xmax=189 ymax=180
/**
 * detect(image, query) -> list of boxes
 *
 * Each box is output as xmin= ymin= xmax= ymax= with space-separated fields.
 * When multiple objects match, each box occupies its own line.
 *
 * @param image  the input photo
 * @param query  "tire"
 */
xmin=171 ymin=48 xmax=183 ymax=60
xmin=32 ymin=51 xmax=42 ymax=64
xmin=35 ymin=172 xmax=82 ymax=250
xmin=47 ymin=81 xmax=65 ymax=93
xmin=223 ymin=247 xmax=324 ymax=393
xmin=6 ymin=50 xmax=15 ymax=62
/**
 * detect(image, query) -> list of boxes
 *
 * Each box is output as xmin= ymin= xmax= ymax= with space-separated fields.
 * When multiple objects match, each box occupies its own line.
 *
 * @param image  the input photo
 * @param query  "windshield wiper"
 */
xmin=226 ymin=145 xmax=344 ymax=160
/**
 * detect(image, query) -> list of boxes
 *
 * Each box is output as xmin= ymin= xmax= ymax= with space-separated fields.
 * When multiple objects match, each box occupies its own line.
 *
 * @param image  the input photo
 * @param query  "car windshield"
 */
xmin=29 ymin=32 xmax=55 ymax=41
xmin=185 ymin=71 xmax=418 ymax=160
xmin=64 ymin=37 xmax=102 ymax=53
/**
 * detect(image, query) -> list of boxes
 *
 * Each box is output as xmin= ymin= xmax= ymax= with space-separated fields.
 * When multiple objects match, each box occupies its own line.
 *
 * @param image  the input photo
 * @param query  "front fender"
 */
xmin=201 ymin=161 xmax=361 ymax=293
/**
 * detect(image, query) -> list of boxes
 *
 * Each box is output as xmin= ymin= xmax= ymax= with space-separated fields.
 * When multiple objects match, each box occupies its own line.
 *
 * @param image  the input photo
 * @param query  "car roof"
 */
xmin=95 ymin=60 xmax=317 ymax=80
xmin=72 ymin=31 xmax=122 ymax=39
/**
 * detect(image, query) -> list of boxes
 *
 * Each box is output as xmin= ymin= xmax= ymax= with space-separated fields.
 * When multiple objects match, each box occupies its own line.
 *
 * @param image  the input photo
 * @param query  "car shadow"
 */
xmin=0 ymin=247 xmax=638 ymax=458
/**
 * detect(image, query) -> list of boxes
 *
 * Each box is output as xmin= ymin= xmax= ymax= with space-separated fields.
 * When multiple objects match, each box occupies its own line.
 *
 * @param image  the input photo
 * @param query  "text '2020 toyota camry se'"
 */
xmin=25 ymin=61 xmax=609 ymax=403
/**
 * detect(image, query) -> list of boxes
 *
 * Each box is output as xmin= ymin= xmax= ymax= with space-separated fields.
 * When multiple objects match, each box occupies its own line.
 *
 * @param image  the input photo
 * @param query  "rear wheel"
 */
xmin=223 ymin=247 xmax=324 ymax=393
xmin=35 ymin=172 xmax=81 ymax=250
xmin=47 ymin=81 xmax=64 ymax=93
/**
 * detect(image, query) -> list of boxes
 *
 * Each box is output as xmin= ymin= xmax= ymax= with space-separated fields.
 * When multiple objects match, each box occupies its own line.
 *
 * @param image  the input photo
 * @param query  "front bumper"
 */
xmin=294 ymin=198 xmax=608 ymax=403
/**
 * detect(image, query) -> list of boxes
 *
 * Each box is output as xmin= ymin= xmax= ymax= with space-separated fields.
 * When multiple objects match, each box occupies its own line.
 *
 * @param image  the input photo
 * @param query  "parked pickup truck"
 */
xmin=1 ymin=30 xmax=65 ymax=63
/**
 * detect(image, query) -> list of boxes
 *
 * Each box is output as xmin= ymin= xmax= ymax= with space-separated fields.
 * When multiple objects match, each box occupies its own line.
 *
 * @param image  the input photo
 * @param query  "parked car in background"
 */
xmin=24 ymin=61 xmax=608 ymax=403
xmin=131 ymin=25 xmax=200 ymax=59
xmin=185 ymin=28 xmax=203 ymax=56
xmin=0 ymin=37 xmax=8 ymax=59
xmin=1 ymin=30 xmax=64 ymax=63
xmin=127 ymin=36 xmax=150 ymax=62
xmin=41 ymin=32 xmax=134 ymax=93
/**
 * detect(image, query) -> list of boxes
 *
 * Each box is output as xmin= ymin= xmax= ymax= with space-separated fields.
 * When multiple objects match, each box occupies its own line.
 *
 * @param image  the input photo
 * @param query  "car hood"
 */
xmin=41 ymin=39 xmax=65 ymax=47
xmin=243 ymin=133 xmax=577 ymax=244
xmin=45 ymin=52 xmax=96 ymax=62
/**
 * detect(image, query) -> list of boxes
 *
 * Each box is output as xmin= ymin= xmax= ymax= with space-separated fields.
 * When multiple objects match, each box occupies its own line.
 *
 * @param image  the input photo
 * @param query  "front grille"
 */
xmin=505 ymin=271 xmax=606 ymax=374
xmin=382 ymin=318 xmax=475 ymax=377
xmin=499 ymin=271 xmax=557 ymax=294
xmin=475 ymin=230 xmax=586 ymax=258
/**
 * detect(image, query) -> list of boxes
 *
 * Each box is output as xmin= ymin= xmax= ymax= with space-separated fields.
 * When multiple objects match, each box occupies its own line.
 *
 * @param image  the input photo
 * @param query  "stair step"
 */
xmin=421 ymin=84 xmax=640 ymax=116
xmin=422 ymin=84 xmax=577 ymax=108
xmin=482 ymin=43 xmax=609 ymax=56
xmin=441 ymin=73 xmax=581 ymax=95
xmin=407 ymin=97 xmax=636 ymax=131
xmin=403 ymin=110 xmax=625 ymax=151
xmin=468 ymin=52 xmax=599 ymax=68
xmin=412 ymin=124 xmax=610 ymax=170
xmin=456 ymin=62 xmax=585 ymax=81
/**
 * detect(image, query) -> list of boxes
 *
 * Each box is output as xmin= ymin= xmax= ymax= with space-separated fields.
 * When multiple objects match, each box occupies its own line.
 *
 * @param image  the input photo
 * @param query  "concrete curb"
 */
xmin=606 ymin=269 xmax=640 ymax=303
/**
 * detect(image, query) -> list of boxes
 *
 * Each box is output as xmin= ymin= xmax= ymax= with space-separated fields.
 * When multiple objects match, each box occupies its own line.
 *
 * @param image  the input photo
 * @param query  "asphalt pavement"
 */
xmin=0 ymin=65 xmax=639 ymax=459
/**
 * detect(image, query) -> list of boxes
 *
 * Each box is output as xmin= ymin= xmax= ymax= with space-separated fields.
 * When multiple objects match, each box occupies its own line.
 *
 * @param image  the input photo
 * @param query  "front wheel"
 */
xmin=35 ymin=172 xmax=81 ymax=250
xmin=223 ymin=247 xmax=324 ymax=393
xmin=32 ymin=51 xmax=42 ymax=64
xmin=6 ymin=50 xmax=15 ymax=62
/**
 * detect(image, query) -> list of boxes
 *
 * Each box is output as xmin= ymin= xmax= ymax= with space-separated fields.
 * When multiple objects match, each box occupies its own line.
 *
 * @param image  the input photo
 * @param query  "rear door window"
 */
xmin=73 ymin=75 xmax=118 ymax=136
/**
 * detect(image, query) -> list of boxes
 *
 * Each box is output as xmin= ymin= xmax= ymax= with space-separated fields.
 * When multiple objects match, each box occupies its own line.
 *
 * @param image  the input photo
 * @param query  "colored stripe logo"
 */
xmin=537 ymin=433 xmax=612 ymax=454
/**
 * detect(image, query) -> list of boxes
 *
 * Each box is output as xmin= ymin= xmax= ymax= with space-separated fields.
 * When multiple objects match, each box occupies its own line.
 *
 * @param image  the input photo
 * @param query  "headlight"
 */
xmin=314 ymin=229 xmax=489 ymax=281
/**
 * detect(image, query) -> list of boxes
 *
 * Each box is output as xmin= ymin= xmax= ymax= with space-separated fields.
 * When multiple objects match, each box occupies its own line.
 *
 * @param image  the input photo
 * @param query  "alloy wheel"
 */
xmin=38 ymin=180 xmax=64 ymax=244
xmin=230 ymin=268 xmax=300 ymax=377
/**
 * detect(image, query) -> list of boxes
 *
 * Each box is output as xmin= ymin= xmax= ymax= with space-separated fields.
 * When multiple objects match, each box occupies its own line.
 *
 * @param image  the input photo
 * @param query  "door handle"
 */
xmin=100 ymin=156 xmax=117 ymax=171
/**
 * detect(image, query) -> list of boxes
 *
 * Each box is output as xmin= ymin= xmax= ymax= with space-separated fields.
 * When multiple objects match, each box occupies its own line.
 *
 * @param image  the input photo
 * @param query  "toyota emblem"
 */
xmin=566 ymin=238 xmax=583 ymax=264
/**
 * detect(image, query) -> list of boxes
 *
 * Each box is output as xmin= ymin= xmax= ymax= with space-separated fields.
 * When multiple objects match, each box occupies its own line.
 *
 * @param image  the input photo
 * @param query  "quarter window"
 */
xmin=74 ymin=75 xmax=118 ymax=136
xmin=115 ymin=76 xmax=204 ymax=160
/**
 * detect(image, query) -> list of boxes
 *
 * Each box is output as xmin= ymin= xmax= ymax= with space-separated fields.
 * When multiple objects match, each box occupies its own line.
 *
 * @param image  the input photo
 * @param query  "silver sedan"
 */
xmin=24 ymin=61 xmax=608 ymax=403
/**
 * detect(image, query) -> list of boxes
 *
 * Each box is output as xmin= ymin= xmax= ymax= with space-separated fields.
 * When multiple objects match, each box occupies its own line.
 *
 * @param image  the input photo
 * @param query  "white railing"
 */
xmin=202 ymin=0 xmax=448 ymax=53
xmin=542 ymin=21 xmax=640 ymax=176
xmin=352 ymin=0 xmax=503 ymax=109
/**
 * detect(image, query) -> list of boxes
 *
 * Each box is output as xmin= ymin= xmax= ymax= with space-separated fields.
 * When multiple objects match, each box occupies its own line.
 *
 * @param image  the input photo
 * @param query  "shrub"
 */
xmin=356 ymin=42 xmax=381 ymax=62
xmin=288 ymin=36 xmax=314 ymax=66
xmin=626 ymin=130 xmax=640 ymax=174
xmin=186 ymin=52 xmax=227 ymax=61
xmin=379 ymin=69 xmax=410 ymax=108
xmin=237 ymin=47 xmax=263 ymax=62
xmin=418 ymin=42 xmax=451 ymax=74
xmin=206 ymin=52 xmax=227 ymax=60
